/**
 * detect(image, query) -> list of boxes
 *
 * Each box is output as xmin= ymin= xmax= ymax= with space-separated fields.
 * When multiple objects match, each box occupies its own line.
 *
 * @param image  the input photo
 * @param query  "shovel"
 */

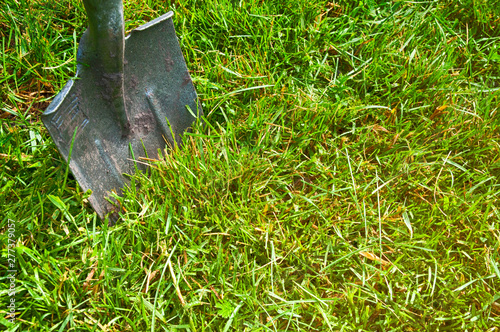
xmin=42 ymin=0 xmax=202 ymax=224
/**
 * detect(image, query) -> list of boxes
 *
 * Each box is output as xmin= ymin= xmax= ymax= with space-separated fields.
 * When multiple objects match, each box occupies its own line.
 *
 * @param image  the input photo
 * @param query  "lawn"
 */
xmin=1 ymin=0 xmax=500 ymax=330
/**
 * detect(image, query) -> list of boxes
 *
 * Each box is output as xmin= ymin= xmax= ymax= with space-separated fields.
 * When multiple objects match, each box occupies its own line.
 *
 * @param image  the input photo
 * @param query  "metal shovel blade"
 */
xmin=42 ymin=1 xmax=202 ymax=223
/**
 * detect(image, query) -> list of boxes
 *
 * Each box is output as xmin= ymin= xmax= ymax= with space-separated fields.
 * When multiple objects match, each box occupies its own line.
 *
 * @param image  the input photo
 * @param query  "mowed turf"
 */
xmin=1 ymin=0 xmax=500 ymax=330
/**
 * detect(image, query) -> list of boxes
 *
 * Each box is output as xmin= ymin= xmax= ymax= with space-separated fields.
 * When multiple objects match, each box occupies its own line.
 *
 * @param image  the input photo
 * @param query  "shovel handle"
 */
xmin=82 ymin=0 xmax=124 ymax=73
xmin=81 ymin=0 xmax=129 ymax=134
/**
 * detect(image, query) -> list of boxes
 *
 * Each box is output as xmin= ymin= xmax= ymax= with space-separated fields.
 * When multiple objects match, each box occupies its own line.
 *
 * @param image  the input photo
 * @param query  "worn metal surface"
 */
xmin=42 ymin=0 xmax=202 ymax=223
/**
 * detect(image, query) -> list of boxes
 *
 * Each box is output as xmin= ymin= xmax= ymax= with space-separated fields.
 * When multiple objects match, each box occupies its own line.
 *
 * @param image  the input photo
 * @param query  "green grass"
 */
xmin=1 ymin=0 xmax=500 ymax=330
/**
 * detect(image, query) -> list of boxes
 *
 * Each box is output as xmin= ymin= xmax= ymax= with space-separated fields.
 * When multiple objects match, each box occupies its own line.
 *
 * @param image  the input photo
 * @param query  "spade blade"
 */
xmin=43 ymin=11 xmax=202 ymax=223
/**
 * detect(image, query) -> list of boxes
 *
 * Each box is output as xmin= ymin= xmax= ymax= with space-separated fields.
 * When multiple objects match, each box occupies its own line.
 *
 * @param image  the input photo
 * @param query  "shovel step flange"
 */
xmin=43 ymin=11 xmax=202 ymax=223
